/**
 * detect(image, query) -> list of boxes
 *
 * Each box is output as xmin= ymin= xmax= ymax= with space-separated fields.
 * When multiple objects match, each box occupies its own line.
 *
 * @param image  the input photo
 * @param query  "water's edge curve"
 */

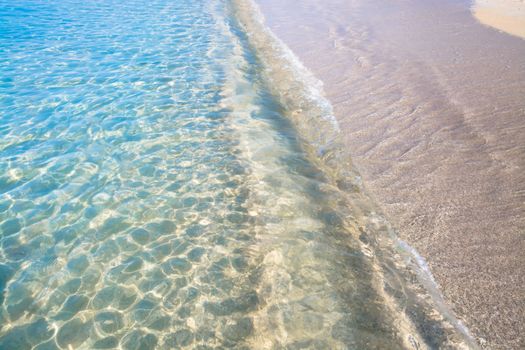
xmin=229 ymin=0 xmax=480 ymax=348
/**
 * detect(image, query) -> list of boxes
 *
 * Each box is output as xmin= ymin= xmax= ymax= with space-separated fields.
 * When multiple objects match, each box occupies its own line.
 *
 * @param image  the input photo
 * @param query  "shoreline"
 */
xmin=233 ymin=1 xmax=477 ymax=349
xmin=252 ymin=0 xmax=525 ymax=348
xmin=232 ymin=0 xmax=480 ymax=348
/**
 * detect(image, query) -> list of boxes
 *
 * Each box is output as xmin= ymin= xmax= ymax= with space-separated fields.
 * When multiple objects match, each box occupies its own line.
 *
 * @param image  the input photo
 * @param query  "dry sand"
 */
xmin=473 ymin=0 xmax=525 ymax=39
xmin=254 ymin=0 xmax=525 ymax=348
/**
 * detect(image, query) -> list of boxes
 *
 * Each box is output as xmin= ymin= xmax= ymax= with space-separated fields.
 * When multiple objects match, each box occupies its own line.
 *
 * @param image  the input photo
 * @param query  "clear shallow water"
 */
xmin=0 ymin=0 xmax=470 ymax=349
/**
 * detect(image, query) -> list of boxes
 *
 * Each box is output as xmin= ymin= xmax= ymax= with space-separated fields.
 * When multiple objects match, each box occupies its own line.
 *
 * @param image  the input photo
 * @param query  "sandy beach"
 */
xmin=254 ymin=0 xmax=525 ymax=348
xmin=473 ymin=0 xmax=525 ymax=39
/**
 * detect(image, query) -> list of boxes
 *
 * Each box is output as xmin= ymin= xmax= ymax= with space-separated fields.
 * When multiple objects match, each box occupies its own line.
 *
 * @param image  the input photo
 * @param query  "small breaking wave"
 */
xmin=229 ymin=0 xmax=480 ymax=348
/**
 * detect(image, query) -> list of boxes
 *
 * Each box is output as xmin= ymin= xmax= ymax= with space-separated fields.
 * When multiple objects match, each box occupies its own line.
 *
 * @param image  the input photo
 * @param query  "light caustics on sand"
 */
xmin=0 ymin=0 xmax=475 ymax=349
xmin=472 ymin=0 xmax=525 ymax=39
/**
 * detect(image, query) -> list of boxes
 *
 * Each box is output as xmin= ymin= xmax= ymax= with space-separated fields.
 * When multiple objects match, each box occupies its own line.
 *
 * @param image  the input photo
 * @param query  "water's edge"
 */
xmin=229 ymin=0 xmax=480 ymax=348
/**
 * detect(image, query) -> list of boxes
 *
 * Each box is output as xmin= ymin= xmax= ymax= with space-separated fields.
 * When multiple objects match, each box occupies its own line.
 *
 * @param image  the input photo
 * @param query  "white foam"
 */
xmin=397 ymin=239 xmax=479 ymax=348
xmin=233 ymin=0 xmax=340 ymax=133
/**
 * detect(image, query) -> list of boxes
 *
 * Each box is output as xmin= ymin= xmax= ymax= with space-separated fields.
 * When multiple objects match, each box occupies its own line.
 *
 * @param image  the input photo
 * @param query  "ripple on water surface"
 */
xmin=0 ymin=0 xmax=469 ymax=349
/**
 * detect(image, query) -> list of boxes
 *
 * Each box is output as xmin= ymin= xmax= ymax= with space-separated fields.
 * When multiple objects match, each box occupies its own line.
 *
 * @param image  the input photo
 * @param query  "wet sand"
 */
xmin=254 ymin=0 xmax=525 ymax=348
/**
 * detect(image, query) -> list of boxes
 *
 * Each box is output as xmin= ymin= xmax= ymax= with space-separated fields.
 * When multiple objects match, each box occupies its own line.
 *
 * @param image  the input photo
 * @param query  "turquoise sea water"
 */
xmin=0 ymin=0 xmax=471 ymax=349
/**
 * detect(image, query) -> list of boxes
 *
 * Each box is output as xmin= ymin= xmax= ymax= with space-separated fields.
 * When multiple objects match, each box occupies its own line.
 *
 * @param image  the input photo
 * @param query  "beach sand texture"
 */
xmin=254 ymin=0 xmax=525 ymax=348
xmin=473 ymin=0 xmax=525 ymax=39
